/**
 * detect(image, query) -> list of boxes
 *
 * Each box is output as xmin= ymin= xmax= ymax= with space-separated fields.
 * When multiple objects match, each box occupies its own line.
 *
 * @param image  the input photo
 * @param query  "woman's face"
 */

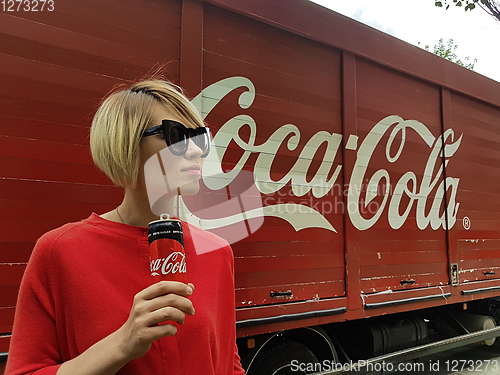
xmin=140 ymin=103 xmax=205 ymax=212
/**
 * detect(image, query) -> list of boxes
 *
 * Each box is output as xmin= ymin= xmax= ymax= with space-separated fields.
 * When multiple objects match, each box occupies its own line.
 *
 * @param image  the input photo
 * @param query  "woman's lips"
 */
xmin=182 ymin=165 xmax=202 ymax=176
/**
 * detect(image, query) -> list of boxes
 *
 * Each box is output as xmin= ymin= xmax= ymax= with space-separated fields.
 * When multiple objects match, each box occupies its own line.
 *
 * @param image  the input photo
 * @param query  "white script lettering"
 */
xmin=183 ymin=77 xmax=463 ymax=233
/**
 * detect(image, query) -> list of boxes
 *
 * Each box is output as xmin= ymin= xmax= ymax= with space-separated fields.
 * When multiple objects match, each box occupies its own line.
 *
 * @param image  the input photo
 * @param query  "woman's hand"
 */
xmin=57 ymin=282 xmax=195 ymax=375
xmin=115 ymin=281 xmax=195 ymax=361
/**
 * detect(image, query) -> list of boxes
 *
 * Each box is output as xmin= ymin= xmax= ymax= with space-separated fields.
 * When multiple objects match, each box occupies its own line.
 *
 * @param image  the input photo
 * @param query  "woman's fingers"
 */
xmin=132 ymin=281 xmax=195 ymax=326
xmin=145 ymin=305 xmax=189 ymax=326
xmin=143 ymin=323 xmax=179 ymax=343
xmin=145 ymin=292 xmax=195 ymax=317
xmin=134 ymin=281 xmax=195 ymax=318
xmin=139 ymin=281 xmax=194 ymax=300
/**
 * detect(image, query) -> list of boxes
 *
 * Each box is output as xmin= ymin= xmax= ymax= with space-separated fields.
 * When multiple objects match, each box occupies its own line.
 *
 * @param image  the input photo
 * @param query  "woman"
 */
xmin=6 ymin=79 xmax=245 ymax=374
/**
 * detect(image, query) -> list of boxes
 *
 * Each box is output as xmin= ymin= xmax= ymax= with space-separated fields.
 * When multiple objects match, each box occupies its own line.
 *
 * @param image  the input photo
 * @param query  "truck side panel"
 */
xmin=201 ymin=3 xmax=346 ymax=308
xmin=354 ymin=59 xmax=449 ymax=293
xmin=449 ymin=93 xmax=500 ymax=283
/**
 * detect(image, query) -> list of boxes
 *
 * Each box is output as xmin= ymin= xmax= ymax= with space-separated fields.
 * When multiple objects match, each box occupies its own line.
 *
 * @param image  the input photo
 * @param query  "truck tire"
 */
xmin=250 ymin=339 xmax=319 ymax=375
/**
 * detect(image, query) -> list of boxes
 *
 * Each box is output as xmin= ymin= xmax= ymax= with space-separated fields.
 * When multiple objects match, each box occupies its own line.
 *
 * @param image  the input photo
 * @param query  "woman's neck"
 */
xmin=118 ymin=186 xmax=176 ymax=227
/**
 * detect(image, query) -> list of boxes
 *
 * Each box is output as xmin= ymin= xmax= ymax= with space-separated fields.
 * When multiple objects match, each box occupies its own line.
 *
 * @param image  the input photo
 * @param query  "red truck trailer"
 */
xmin=2 ymin=0 xmax=500 ymax=373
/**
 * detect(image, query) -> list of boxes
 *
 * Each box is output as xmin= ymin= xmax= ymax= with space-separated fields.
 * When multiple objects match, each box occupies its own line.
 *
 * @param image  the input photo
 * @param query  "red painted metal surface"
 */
xmin=1 ymin=0 xmax=500 ymax=357
xmin=448 ymin=92 xmax=500 ymax=284
xmin=0 ymin=0 xmax=183 ymax=354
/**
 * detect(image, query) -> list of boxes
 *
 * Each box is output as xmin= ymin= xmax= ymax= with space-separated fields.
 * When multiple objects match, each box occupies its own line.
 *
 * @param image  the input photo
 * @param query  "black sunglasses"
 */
xmin=142 ymin=119 xmax=211 ymax=158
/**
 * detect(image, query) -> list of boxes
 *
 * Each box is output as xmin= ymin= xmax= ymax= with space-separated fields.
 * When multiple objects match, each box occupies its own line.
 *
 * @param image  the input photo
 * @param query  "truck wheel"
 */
xmin=250 ymin=339 xmax=319 ymax=375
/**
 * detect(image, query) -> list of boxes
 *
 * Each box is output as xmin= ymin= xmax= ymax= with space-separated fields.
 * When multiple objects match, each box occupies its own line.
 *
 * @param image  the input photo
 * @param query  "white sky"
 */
xmin=309 ymin=0 xmax=500 ymax=83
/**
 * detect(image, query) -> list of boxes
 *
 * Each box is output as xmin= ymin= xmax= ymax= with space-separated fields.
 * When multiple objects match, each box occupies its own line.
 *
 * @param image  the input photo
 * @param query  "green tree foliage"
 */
xmin=435 ymin=0 xmax=500 ymax=22
xmin=420 ymin=38 xmax=478 ymax=70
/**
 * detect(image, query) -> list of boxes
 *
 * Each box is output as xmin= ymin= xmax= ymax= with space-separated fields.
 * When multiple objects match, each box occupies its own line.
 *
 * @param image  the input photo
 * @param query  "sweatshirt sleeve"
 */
xmin=226 ymin=245 xmax=245 ymax=375
xmin=233 ymin=342 xmax=245 ymax=375
xmin=6 ymin=234 xmax=63 ymax=375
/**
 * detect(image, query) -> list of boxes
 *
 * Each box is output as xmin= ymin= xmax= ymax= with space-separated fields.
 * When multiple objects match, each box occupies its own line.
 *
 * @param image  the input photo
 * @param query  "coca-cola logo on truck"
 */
xmin=178 ymin=77 xmax=463 ymax=234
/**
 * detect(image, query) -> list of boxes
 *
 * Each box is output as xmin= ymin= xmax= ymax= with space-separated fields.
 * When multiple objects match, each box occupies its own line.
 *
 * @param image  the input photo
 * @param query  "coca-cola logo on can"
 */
xmin=150 ymin=251 xmax=186 ymax=277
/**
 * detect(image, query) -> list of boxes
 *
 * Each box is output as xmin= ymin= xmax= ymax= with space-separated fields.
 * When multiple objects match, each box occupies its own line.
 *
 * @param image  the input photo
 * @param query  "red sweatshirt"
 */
xmin=6 ymin=213 xmax=245 ymax=375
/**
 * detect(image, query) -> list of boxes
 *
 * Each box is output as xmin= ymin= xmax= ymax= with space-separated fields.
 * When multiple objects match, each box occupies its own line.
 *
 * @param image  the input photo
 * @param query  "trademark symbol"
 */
xmin=463 ymin=216 xmax=471 ymax=230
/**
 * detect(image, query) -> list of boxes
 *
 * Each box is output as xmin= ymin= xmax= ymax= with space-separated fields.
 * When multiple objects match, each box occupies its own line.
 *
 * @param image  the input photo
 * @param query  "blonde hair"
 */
xmin=90 ymin=79 xmax=204 ymax=188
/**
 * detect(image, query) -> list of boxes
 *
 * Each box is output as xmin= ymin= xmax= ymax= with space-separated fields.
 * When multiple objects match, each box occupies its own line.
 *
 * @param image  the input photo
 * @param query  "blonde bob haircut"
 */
xmin=90 ymin=79 xmax=205 ymax=188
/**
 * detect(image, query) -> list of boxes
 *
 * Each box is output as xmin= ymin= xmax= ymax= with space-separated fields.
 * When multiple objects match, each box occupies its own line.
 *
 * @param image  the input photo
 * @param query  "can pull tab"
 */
xmin=160 ymin=213 xmax=171 ymax=220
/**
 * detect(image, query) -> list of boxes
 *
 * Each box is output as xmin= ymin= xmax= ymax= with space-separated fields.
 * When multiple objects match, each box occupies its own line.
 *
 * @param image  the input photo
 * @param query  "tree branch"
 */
xmin=436 ymin=0 xmax=500 ymax=22
xmin=479 ymin=0 xmax=500 ymax=22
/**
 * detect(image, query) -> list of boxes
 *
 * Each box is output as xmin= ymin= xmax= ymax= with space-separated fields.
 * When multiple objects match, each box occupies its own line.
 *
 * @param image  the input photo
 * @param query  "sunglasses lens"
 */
xmin=162 ymin=121 xmax=211 ymax=157
xmin=166 ymin=124 xmax=188 ymax=156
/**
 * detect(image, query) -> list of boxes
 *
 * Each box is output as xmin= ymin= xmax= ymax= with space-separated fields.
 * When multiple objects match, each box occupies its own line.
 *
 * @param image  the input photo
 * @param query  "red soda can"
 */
xmin=148 ymin=214 xmax=187 ymax=283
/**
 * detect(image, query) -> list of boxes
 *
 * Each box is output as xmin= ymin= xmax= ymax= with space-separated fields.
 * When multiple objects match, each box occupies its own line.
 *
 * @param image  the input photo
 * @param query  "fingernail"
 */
xmin=187 ymin=286 xmax=193 ymax=294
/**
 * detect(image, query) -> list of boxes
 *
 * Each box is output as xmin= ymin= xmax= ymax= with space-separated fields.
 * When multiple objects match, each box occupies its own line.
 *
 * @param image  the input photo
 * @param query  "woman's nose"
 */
xmin=184 ymin=136 xmax=203 ymax=158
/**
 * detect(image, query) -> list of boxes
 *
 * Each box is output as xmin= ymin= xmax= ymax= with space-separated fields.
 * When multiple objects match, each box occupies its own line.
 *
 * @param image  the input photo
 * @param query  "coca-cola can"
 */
xmin=148 ymin=214 xmax=187 ymax=283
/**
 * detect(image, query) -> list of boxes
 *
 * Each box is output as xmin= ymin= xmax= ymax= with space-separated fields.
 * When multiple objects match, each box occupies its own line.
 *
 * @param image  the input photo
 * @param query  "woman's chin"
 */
xmin=178 ymin=181 xmax=200 ymax=196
